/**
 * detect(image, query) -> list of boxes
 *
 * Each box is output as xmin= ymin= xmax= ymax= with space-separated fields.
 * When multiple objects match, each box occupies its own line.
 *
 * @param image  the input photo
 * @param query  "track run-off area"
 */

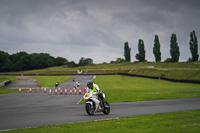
xmin=0 ymin=75 xmax=200 ymax=131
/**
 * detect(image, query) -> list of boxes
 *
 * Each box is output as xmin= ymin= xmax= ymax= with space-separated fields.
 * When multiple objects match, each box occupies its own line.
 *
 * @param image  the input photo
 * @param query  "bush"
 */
xmin=164 ymin=58 xmax=172 ymax=63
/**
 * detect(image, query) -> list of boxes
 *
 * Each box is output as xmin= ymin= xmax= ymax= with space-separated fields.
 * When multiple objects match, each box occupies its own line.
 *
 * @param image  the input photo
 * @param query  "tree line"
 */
xmin=0 ymin=51 xmax=93 ymax=72
xmin=0 ymin=30 xmax=198 ymax=72
xmin=123 ymin=30 xmax=199 ymax=63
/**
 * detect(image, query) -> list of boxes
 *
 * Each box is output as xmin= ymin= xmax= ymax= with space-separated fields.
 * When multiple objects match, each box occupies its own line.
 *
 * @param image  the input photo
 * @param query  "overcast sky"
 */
xmin=0 ymin=0 xmax=200 ymax=63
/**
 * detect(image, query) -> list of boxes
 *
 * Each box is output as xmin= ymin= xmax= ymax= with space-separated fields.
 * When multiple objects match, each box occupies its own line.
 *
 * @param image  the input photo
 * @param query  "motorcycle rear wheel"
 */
xmin=85 ymin=103 xmax=95 ymax=116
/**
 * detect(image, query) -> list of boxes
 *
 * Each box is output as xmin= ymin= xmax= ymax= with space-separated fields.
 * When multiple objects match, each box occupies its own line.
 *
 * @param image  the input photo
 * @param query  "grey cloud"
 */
xmin=0 ymin=0 xmax=200 ymax=63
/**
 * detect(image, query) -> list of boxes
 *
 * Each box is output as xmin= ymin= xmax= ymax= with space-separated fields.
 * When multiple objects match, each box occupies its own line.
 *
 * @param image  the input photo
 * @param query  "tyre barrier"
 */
xmin=0 ymin=80 xmax=12 ymax=87
xmin=18 ymin=87 xmax=87 ymax=95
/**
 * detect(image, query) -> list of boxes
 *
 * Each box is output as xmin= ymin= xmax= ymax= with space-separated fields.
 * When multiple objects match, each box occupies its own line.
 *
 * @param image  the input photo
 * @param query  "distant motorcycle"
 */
xmin=81 ymin=91 xmax=110 ymax=116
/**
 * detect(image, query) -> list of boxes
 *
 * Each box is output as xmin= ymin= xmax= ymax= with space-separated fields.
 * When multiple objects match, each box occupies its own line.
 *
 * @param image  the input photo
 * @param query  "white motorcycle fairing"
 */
xmin=86 ymin=97 xmax=101 ymax=111
xmin=83 ymin=91 xmax=110 ymax=115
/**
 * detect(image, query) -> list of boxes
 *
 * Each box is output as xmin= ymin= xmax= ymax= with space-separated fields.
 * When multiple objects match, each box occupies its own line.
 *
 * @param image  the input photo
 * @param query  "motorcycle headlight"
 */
xmin=85 ymin=93 xmax=90 ymax=98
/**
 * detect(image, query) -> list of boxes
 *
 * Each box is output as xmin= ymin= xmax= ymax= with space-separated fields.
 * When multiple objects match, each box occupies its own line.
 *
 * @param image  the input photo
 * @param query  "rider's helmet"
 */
xmin=87 ymin=80 xmax=93 ymax=89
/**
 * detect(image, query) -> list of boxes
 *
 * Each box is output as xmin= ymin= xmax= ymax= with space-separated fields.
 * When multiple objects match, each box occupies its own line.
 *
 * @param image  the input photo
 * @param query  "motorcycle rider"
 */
xmin=86 ymin=80 xmax=104 ymax=108
xmin=55 ymin=82 xmax=59 ymax=88
xmin=74 ymin=81 xmax=80 ymax=89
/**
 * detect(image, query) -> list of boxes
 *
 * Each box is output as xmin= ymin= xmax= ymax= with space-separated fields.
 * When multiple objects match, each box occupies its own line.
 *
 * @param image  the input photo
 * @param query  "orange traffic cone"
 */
xmin=25 ymin=88 xmax=27 ymax=93
xmin=49 ymin=88 xmax=52 ymax=95
xmin=74 ymin=88 xmax=77 ymax=95
xmin=55 ymin=89 xmax=58 ymax=95
xmin=44 ymin=88 xmax=47 ymax=93
xmin=29 ymin=88 xmax=32 ymax=93
xmin=70 ymin=88 xmax=72 ymax=95
xmin=79 ymin=88 xmax=82 ymax=94
xmin=60 ymin=88 xmax=63 ymax=94
xmin=34 ymin=88 xmax=37 ymax=93
xmin=84 ymin=88 xmax=87 ymax=94
xmin=65 ymin=88 xmax=68 ymax=95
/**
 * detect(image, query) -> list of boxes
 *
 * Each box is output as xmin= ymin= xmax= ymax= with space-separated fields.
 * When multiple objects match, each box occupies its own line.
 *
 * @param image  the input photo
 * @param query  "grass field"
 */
xmin=3 ymin=110 xmax=200 ymax=133
xmin=94 ymin=75 xmax=200 ymax=103
xmin=2 ymin=61 xmax=200 ymax=81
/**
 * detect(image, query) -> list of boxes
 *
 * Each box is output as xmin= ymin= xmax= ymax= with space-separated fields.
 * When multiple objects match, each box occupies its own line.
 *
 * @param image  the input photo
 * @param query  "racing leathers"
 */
xmin=86 ymin=83 xmax=104 ymax=108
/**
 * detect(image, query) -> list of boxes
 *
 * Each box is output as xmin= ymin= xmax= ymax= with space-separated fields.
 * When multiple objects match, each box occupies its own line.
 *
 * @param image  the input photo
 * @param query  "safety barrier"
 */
xmin=0 ymin=80 xmax=12 ymax=87
xmin=18 ymin=87 xmax=87 ymax=95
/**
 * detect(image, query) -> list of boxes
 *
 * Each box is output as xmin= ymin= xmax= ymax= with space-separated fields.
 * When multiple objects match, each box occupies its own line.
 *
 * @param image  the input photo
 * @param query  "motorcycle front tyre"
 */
xmin=85 ymin=103 xmax=95 ymax=116
xmin=103 ymin=102 xmax=110 ymax=115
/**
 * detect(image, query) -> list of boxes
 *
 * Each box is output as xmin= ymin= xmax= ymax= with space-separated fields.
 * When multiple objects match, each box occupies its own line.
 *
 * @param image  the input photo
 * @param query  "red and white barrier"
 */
xmin=19 ymin=86 xmax=85 ymax=95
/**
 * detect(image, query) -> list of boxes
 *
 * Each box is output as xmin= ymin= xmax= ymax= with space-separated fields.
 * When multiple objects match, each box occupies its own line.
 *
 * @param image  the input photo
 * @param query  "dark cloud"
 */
xmin=0 ymin=0 xmax=200 ymax=63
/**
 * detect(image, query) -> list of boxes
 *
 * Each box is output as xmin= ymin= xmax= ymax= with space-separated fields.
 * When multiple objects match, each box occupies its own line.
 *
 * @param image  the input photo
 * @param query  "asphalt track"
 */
xmin=1 ymin=75 xmax=200 ymax=131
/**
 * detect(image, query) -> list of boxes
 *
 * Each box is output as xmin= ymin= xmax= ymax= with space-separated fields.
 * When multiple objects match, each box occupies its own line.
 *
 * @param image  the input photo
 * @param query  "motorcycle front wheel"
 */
xmin=103 ymin=102 xmax=110 ymax=115
xmin=85 ymin=103 xmax=95 ymax=116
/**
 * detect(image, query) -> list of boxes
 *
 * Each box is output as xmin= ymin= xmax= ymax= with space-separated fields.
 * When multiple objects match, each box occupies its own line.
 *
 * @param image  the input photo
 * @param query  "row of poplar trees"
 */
xmin=124 ymin=30 xmax=199 ymax=62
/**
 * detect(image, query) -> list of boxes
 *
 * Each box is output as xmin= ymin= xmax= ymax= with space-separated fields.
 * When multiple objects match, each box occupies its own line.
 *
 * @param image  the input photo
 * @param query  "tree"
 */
xmin=78 ymin=57 xmax=93 ymax=66
xmin=55 ymin=57 xmax=68 ymax=66
xmin=135 ymin=39 xmax=146 ymax=62
xmin=189 ymin=30 xmax=199 ymax=61
xmin=153 ymin=35 xmax=161 ymax=62
xmin=170 ymin=33 xmax=180 ymax=62
xmin=68 ymin=61 xmax=77 ymax=67
xmin=9 ymin=51 xmax=30 ymax=71
xmin=110 ymin=58 xmax=125 ymax=63
xmin=124 ymin=42 xmax=131 ymax=62
xmin=0 ymin=50 xmax=9 ymax=72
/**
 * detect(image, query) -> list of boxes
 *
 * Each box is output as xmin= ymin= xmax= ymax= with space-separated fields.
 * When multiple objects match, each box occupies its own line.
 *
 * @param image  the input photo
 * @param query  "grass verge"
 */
xmin=0 ymin=88 xmax=19 ymax=95
xmin=0 ymin=76 xmax=17 ymax=83
xmin=3 ymin=110 xmax=200 ymax=133
xmin=94 ymin=75 xmax=200 ymax=103
xmin=0 ymin=76 xmax=18 ymax=94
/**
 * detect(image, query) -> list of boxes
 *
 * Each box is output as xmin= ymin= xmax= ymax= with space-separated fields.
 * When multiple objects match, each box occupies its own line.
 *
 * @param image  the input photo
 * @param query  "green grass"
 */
xmin=0 ymin=76 xmax=17 ymax=83
xmin=0 ymin=88 xmax=19 ymax=94
xmin=0 ymin=76 xmax=18 ymax=94
xmin=33 ymin=76 xmax=72 ymax=87
xmin=94 ymin=75 xmax=200 ymax=103
xmin=3 ymin=61 xmax=200 ymax=81
xmin=4 ymin=110 xmax=200 ymax=133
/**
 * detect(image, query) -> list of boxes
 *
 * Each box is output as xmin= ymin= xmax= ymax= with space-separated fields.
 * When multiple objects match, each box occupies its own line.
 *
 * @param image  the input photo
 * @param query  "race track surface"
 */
xmin=1 ymin=75 xmax=200 ymax=130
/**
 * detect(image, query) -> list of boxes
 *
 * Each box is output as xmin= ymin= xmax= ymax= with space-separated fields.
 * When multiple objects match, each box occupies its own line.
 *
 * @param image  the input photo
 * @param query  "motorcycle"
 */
xmin=79 ymin=91 xmax=110 ymax=116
